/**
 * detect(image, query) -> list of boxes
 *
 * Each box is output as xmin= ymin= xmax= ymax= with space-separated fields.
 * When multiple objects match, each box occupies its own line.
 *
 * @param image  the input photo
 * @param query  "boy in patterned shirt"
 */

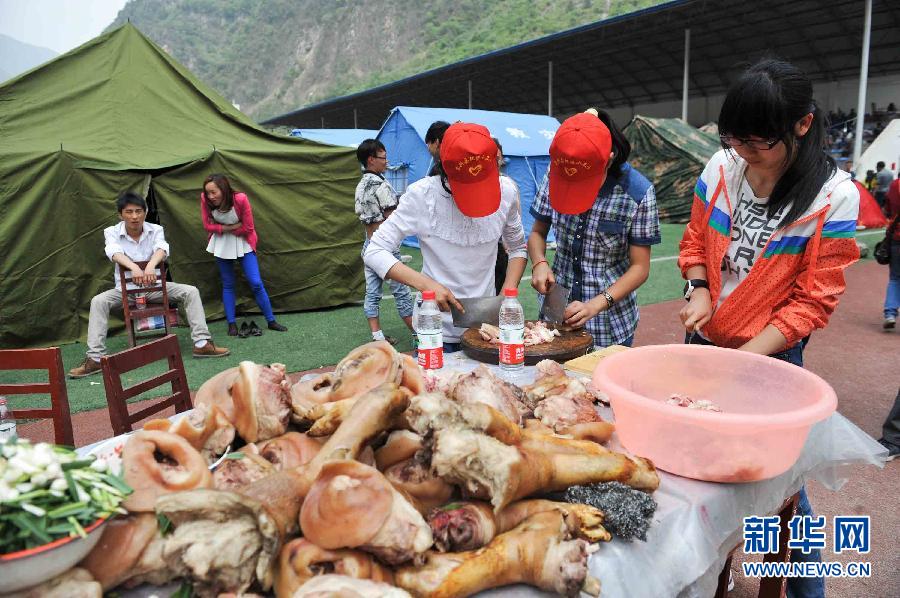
xmin=354 ymin=139 xmax=415 ymax=344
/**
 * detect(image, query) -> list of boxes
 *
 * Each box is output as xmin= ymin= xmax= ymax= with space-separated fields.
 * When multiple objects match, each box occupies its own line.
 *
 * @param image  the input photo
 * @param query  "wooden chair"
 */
xmin=118 ymin=260 xmax=173 ymax=348
xmin=714 ymin=492 xmax=800 ymax=598
xmin=100 ymin=334 xmax=192 ymax=436
xmin=0 ymin=347 xmax=75 ymax=445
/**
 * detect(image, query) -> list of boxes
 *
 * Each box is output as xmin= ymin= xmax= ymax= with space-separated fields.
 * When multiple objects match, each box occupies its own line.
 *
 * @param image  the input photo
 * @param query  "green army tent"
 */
xmin=623 ymin=116 xmax=721 ymax=222
xmin=0 ymin=24 xmax=362 ymax=348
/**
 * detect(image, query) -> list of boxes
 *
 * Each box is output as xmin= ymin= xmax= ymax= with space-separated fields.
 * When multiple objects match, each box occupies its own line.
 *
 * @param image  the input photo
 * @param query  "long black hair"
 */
xmin=718 ymin=58 xmax=835 ymax=225
xmin=594 ymin=109 xmax=630 ymax=178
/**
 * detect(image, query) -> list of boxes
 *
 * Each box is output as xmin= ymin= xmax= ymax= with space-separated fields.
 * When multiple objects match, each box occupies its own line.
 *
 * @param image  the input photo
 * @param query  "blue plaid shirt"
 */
xmin=531 ymin=163 xmax=661 ymax=347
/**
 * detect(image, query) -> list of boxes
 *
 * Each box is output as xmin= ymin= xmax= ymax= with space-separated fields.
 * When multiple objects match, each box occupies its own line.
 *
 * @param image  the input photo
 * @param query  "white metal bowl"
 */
xmin=0 ymin=517 xmax=108 ymax=593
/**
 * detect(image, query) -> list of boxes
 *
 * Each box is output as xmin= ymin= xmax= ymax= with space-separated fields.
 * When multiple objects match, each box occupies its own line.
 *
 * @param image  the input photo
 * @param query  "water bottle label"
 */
xmin=499 ymin=327 xmax=525 ymax=366
xmin=418 ymin=332 xmax=443 ymax=369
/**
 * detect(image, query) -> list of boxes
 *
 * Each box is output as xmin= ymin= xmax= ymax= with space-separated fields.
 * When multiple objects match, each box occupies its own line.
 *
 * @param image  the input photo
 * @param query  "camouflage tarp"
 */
xmin=623 ymin=116 xmax=720 ymax=222
xmin=699 ymin=122 xmax=719 ymax=135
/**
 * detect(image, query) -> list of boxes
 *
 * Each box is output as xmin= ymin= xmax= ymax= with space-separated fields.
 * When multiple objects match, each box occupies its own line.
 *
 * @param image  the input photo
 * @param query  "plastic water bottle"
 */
xmin=0 ymin=397 xmax=16 ymax=441
xmin=499 ymin=287 xmax=525 ymax=376
xmin=415 ymin=290 xmax=443 ymax=369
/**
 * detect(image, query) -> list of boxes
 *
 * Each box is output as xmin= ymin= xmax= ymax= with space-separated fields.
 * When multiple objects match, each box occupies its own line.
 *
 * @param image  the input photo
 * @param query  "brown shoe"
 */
xmin=193 ymin=341 xmax=230 ymax=358
xmin=69 ymin=357 xmax=102 ymax=378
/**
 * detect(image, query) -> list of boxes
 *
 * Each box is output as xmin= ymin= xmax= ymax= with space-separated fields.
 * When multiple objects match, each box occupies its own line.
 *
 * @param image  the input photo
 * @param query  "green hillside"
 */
xmin=109 ymin=0 xmax=664 ymax=120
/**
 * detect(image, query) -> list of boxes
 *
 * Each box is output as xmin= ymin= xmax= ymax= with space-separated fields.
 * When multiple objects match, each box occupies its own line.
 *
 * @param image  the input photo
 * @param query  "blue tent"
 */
xmin=377 ymin=107 xmax=560 ymax=245
xmin=290 ymin=128 xmax=379 ymax=147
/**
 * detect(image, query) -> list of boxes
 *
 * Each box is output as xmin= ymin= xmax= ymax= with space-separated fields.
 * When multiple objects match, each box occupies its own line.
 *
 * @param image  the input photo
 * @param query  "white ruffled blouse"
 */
xmin=364 ymin=175 xmax=527 ymax=342
xmin=206 ymin=207 xmax=253 ymax=259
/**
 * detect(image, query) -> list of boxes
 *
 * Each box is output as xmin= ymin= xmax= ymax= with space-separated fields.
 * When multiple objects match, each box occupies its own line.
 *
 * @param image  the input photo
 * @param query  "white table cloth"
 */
xmin=79 ymin=353 xmax=887 ymax=597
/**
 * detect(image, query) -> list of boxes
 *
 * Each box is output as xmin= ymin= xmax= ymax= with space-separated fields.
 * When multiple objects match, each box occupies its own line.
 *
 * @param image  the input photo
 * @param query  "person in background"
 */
xmin=69 ymin=192 xmax=229 ymax=378
xmin=528 ymin=108 xmax=660 ymax=348
xmin=882 ymin=176 xmax=900 ymax=330
xmin=354 ymin=139 xmax=415 ymax=345
xmin=876 ymin=389 xmax=900 ymax=460
xmin=200 ymin=174 xmax=287 ymax=337
xmin=426 ymin=120 xmax=451 ymax=176
xmin=364 ymin=122 xmax=527 ymax=352
xmin=492 ymin=137 xmax=520 ymax=295
xmin=874 ymin=161 xmax=895 ymax=210
xmin=678 ymin=58 xmax=860 ymax=598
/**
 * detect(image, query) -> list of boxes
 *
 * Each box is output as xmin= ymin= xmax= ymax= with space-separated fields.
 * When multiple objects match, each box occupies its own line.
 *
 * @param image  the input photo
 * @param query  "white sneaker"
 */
xmin=884 ymin=316 xmax=896 ymax=330
xmin=728 ymin=571 xmax=735 ymax=592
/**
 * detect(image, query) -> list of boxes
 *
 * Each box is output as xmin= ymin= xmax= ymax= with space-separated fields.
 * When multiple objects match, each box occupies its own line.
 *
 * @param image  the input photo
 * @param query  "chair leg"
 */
xmin=715 ymin=551 xmax=735 ymax=598
xmin=127 ymin=319 xmax=136 ymax=348
xmin=758 ymin=493 xmax=800 ymax=598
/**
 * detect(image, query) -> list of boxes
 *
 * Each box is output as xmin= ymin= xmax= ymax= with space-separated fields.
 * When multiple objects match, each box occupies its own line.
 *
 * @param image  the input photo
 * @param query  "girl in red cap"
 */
xmin=363 ymin=122 xmax=527 ymax=352
xmin=529 ymin=109 xmax=661 ymax=348
xmin=678 ymin=58 xmax=860 ymax=598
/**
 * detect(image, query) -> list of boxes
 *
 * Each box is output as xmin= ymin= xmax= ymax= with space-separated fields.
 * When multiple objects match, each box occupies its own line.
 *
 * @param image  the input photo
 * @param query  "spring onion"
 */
xmin=0 ymin=436 xmax=132 ymax=554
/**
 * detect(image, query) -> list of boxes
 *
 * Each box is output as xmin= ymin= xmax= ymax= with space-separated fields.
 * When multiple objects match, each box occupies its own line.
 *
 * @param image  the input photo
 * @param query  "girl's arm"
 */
xmin=564 ymin=244 xmax=652 ymax=328
xmin=199 ymin=194 xmax=224 ymax=234
xmin=363 ymin=187 xmax=462 ymax=312
xmin=231 ymin=194 xmax=255 ymax=236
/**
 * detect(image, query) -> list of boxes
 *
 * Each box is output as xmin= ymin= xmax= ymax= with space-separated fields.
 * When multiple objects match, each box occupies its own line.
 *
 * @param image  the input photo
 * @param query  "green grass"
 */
xmin=0 ymin=221 xmax=756 ymax=418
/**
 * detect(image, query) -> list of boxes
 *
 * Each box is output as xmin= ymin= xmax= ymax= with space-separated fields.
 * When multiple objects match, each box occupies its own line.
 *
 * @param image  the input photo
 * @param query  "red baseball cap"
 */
xmin=440 ymin=122 xmax=501 ymax=217
xmin=548 ymin=112 xmax=613 ymax=214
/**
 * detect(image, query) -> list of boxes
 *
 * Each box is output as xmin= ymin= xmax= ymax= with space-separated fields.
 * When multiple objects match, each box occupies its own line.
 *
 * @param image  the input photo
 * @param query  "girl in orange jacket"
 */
xmin=678 ymin=58 xmax=859 ymax=598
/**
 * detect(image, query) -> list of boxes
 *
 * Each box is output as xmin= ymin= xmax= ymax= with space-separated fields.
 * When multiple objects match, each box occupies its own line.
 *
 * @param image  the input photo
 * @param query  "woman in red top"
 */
xmin=201 ymin=174 xmax=287 ymax=336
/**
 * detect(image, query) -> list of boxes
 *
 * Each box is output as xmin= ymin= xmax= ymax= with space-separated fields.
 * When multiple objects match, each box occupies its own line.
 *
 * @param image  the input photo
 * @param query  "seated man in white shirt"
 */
xmin=69 ymin=192 xmax=229 ymax=378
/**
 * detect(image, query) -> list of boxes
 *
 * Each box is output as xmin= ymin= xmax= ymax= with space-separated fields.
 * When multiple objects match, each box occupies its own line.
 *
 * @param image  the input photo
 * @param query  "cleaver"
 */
xmin=450 ymin=295 xmax=504 ymax=328
xmin=541 ymin=283 xmax=570 ymax=325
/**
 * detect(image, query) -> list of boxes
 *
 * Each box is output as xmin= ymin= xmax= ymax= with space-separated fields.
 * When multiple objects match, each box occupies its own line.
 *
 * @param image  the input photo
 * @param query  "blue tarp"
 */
xmin=289 ymin=128 xmax=379 ymax=147
xmin=377 ymin=107 xmax=559 ymax=246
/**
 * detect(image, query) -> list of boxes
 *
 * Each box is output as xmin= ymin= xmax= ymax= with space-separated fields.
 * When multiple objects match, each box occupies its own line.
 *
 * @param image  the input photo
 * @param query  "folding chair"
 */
xmin=119 ymin=260 xmax=176 ymax=348
xmin=0 ymin=347 xmax=75 ymax=445
xmin=100 ymin=334 xmax=192 ymax=436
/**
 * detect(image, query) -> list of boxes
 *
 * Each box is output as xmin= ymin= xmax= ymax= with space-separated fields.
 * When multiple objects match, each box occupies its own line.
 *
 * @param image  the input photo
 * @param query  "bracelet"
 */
xmin=533 ymin=259 xmax=548 ymax=269
xmin=601 ymin=290 xmax=615 ymax=308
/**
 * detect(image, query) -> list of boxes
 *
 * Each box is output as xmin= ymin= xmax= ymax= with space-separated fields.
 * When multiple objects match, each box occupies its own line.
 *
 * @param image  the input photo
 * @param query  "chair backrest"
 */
xmin=0 ymin=347 xmax=75 ymax=445
xmin=100 ymin=334 xmax=192 ymax=436
xmin=118 ymin=260 xmax=171 ymax=346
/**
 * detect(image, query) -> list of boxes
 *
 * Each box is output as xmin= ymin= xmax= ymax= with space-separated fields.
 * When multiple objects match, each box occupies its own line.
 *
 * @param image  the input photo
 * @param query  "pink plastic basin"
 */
xmin=593 ymin=344 xmax=837 ymax=483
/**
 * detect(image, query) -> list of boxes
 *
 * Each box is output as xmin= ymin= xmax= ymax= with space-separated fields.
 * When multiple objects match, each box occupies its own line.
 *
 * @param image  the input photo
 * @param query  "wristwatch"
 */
xmin=683 ymin=279 xmax=709 ymax=301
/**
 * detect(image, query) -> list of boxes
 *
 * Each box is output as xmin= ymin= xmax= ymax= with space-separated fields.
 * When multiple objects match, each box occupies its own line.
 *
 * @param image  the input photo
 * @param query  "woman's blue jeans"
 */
xmin=216 ymin=252 xmax=275 ymax=323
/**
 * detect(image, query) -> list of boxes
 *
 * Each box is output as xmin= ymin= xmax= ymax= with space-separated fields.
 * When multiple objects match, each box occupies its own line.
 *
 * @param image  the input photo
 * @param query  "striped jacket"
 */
xmin=678 ymin=150 xmax=860 ymax=349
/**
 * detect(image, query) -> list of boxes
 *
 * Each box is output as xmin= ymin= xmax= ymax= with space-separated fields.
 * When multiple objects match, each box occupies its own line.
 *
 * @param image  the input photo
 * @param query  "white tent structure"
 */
xmin=855 ymin=119 xmax=900 ymax=180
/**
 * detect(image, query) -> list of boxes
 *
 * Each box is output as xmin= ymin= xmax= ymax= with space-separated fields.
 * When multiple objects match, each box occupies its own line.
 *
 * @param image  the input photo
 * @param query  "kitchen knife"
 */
xmin=450 ymin=295 xmax=504 ymax=328
xmin=541 ymin=283 xmax=570 ymax=324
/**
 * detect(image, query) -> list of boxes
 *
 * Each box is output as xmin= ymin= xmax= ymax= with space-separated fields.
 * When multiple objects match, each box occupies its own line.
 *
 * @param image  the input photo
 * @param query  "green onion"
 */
xmin=60 ymin=459 xmax=95 ymax=471
xmin=224 ymin=451 xmax=244 ymax=460
xmin=68 ymin=516 xmax=86 ymax=538
xmin=156 ymin=513 xmax=173 ymax=536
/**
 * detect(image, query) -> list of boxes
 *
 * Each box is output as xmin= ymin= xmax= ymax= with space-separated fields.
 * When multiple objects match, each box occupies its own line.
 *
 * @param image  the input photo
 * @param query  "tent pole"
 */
xmin=468 ymin=80 xmax=472 ymax=109
xmin=548 ymin=61 xmax=553 ymax=116
xmin=321 ymin=116 xmax=325 ymax=128
xmin=852 ymin=0 xmax=872 ymax=169
xmin=353 ymin=108 xmax=358 ymax=129
xmin=682 ymin=28 xmax=690 ymax=122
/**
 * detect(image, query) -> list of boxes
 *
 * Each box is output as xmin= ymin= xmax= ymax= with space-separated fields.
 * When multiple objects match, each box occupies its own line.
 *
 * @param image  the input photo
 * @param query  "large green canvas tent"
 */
xmin=623 ymin=116 xmax=720 ymax=222
xmin=0 ymin=24 xmax=361 ymax=348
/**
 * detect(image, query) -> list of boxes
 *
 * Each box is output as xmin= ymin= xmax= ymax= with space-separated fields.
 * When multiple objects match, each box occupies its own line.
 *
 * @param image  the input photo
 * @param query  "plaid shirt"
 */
xmin=531 ymin=163 xmax=661 ymax=346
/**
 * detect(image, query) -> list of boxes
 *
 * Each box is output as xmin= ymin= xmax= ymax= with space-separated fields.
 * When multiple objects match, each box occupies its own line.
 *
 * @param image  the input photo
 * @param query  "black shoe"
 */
xmin=238 ymin=322 xmax=250 ymax=338
xmin=878 ymin=438 xmax=900 ymax=461
xmin=227 ymin=323 xmax=239 ymax=336
xmin=267 ymin=320 xmax=288 ymax=332
xmin=249 ymin=320 xmax=263 ymax=336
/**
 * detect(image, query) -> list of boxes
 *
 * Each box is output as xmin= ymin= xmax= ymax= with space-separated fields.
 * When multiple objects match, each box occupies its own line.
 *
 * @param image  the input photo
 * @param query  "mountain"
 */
xmin=0 ymin=34 xmax=58 ymax=82
xmin=108 ymin=0 xmax=663 ymax=121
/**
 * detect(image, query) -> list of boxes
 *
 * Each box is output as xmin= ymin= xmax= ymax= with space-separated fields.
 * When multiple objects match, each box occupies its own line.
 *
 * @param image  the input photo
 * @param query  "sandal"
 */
xmin=238 ymin=322 xmax=251 ymax=338
xmin=249 ymin=321 xmax=263 ymax=337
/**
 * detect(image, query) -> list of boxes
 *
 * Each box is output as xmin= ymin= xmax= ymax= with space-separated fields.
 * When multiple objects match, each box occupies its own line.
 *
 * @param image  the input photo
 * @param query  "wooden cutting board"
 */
xmin=460 ymin=321 xmax=594 ymax=365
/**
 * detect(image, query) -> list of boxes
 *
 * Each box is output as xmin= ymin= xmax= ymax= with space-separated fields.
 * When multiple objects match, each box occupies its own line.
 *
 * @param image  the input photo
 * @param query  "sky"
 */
xmin=0 ymin=0 xmax=128 ymax=54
